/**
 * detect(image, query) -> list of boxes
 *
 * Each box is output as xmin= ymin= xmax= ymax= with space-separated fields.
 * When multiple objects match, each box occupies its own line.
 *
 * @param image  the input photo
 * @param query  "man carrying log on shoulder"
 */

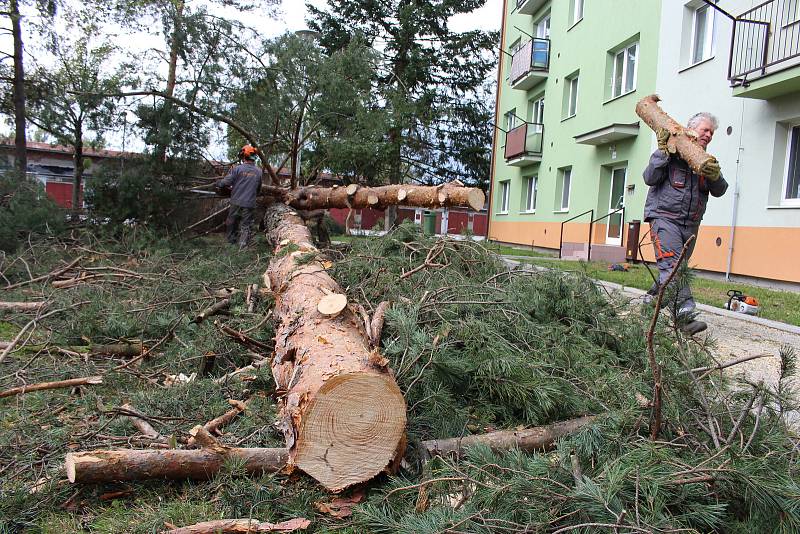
xmin=642 ymin=113 xmax=728 ymax=335
xmin=216 ymin=145 xmax=263 ymax=248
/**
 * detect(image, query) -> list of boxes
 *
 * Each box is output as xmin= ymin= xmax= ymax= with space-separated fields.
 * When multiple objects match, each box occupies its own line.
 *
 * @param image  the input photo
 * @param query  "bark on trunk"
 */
xmin=263 ymin=201 xmax=407 ymax=492
xmin=635 ymin=95 xmax=719 ymax=177
xmin=264 ymin=182 xmax=485 ymax=212
xmin=71 ymin=133 xmax=83 ymax=210
xmin=65 ymin=447 xmax=288 ymax=483
xmin=155 ymin=0 xmax=185 ymax=162
xmin=420 ymin=415 xmax=595 ymax=459
xmin=10 ymin=0 xmax=26 ymax=177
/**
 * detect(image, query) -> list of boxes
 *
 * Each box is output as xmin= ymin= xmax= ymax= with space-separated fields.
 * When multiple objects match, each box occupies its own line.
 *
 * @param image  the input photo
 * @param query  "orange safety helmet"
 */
xmin=239 ymin=144 xmax=258 ymax=160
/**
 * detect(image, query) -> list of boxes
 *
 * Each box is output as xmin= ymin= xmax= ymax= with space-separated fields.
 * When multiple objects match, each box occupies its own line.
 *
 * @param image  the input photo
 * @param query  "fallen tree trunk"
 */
xmin=64 ymin=417 xmax=594 ymax=484
xmin=65 ymin=447 xmax=289 ymax=483
xmin=262 ymin=181 xmax=485 ymax=212
xmin=263 ymin=201 xmax=407 ymax=492
xmin=635 ymin=94 xmax=719 ymax=177
xmin=420 ymin=415 xmax=596 ymax=459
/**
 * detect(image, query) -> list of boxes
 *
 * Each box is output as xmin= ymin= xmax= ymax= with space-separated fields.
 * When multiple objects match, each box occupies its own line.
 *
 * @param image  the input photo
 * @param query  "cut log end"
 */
xmin=367 ymin=193 xmax=379 ymax=206
xmin=345 ymin=184 xmax=359 ymax=196
xmin=468 ymin=189 xmax=486 ymax=212
xmin=317 ymin=293 xmax=348 ymax=316
xmin=65 ymin=454 xmax=78 ymax=483
xmin=294 ymin=372 xmax=406 ymax=492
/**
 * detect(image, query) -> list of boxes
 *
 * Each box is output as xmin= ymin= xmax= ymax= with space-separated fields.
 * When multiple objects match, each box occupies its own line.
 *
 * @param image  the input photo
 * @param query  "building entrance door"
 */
xmin=606 ymin=166 xmax=626 ymax=245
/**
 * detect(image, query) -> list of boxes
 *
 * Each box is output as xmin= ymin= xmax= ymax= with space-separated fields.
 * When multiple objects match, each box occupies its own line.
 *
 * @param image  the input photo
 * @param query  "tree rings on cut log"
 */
xmin=345 ymin=184 xmax=359 ymax=196
xmin=367 ymin=193 xmax=379 ymax=206
xmin=293 ymin=372 xmax=406 ymax=492
xmin=317 ymin=293 xmax=347 ymax=317
xmin=397 ymin=188 xmax=407 ymax=202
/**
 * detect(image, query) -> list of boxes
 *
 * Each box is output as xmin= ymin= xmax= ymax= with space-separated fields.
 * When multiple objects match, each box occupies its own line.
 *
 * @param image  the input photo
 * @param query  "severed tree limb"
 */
xmin=0 ymin=341 xmax=142 ymax=357
xmin=215 ymin=358 xmax=270 ymax=384
xmin=370 ymin=301 xmax=391 ymax=349
xmin=179 ymin=204 xmax=230 ymax=236
xmin=216 ymin=322 xmax=272 ymax=352
xmin=187 ymin=399 xmax=250 ymax=447
xmin=646 ymin=235 xmax=695 ymax=441
xmin=3 ymin=256 xmax=83 ymax=291
xmin=420 ymin=415 xmax=595 ymax=459
xmin=0 ymin=376 xmax=102 ymax=399
xmin=261 ymin=182 xmax=485 ymax=212
xmin=65 ymin=416 xmax=592 ymax=485
xmin=161 ymin=518 xmax=311 ymax=534
xmin=65 ymin=447 xmax=289 ymax=484
xmin=119 ymin=403 xmax=165 ymax=441
xmin=635 ymin=95 xmax=719 ymax=178
xmin=687 ymin=354 xmax=773 ymax=378
xmin=0 ymin=301 xmax=46 ymax=312
xmin=191 ymin=299 xmax=230 ymax=324
xmin=0 ymin=300 xmax=90 ymax=365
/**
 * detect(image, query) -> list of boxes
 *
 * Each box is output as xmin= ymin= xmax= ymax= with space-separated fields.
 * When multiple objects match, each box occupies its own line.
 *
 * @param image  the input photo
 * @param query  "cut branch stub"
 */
xmin=263 ymin=201 xmax=406 ymax=491
xmin=317 ymin=293 xmax=348 ymax=317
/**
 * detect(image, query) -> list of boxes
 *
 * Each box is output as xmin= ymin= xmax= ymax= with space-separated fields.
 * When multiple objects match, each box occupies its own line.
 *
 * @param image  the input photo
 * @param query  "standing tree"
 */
xmin=26 ymin=36 xmax=125 ymax=209
xmin=307 ymin=0 xmax=498 ymax=227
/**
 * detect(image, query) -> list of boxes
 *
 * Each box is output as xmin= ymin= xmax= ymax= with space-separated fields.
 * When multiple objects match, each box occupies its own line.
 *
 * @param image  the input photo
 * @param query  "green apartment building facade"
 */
xmin=489 ymin=0 xmax=662 ymax=259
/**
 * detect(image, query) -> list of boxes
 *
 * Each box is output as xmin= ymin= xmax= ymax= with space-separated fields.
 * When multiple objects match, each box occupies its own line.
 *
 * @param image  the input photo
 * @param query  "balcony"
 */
xmin=729 ymin=0 xmax=800 ymax=99
xmin=516 ymin=0 xmax=548 ymax=16
xmin=504 ymin=122 xmax=544 ymax=167
xmin=509 ymin=38 xmax=550 ymax=90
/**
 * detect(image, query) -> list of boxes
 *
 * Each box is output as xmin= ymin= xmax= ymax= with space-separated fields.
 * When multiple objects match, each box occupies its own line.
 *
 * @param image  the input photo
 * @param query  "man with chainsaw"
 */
xmin=216 ymin=145 xmax=263 ymax=248
xmin=642 ymin=113 xmax=728 ymax=334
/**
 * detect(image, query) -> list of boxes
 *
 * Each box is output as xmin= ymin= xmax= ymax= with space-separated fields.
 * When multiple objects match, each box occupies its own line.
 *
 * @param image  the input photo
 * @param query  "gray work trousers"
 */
xmin=226 ymin=204 xmax=254 ymax=248
xmin=647 ymin=218 xmax=699 ymax=314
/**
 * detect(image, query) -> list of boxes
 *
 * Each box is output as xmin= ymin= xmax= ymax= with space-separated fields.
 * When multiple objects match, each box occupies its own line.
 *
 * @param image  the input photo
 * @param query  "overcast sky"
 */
xmin=1 ymin=0 xmax=503 ymax=153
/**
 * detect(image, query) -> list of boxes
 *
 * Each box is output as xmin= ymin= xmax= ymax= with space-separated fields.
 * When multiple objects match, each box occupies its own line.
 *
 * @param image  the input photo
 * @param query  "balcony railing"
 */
xmin=515 ymin=0 xmax=548 ymax=16
xmin=729 ymin=0 xmax=800 ymax=81
xmin=504 ymin=122 xmax=544 ymax=161
xmin=509 ymin=38 xmax=550 ymax=89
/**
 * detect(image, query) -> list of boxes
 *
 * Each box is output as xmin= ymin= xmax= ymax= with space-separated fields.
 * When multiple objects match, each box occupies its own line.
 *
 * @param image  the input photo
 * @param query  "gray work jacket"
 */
xmin=216 ymin=162 xmax=263 ymax=208
xmin=643 ymin=150 xmax=728 ymax=225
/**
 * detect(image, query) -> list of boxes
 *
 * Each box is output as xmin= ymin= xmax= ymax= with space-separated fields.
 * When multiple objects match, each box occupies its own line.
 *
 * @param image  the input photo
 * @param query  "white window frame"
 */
xmin=536 ymin=14 xmax=551 ymax=39
xmin=691 ymin=2 xmax=715 ymax=64
xmin=560 ymin=169 xmax=572 ymax=211
xmin=529 ymin=96 xmax=545 ymax=132
xmin=611 ymin=42 xmax=639 ymax=98
xmin=782 ymin=125 xmax=800 ymax=206
xmin=523 ymin=175 xmax=538 ymax=212
xmin=505 ymin=108 xmax=518 ymax=131
xmin=572 ymin=0 xmax=585 ymax=26
xmin=498 ymin=180 xmax=510 ymax=214
xmin=566 ymin=75 xmax=579 ymax=118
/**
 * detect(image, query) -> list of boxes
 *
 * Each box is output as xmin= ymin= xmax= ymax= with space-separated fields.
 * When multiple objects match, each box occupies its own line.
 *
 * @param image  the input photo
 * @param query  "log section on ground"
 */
xmin=635 ymin=94 xmax=719 ymax=178
xmin=63 ymin=417 xmax=594 ymax=484
xmin=64 ymin=448 xmax=288 ymax=483
xmin=262 ymin=181 xmax=485 ymax=212
xmin=263 ymin=201 xmax=407 ymax=492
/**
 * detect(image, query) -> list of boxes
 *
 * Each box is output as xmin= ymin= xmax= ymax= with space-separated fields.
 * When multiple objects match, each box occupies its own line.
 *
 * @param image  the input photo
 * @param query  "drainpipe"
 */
xmin=725 ymin=99 xmax=746 ymax=280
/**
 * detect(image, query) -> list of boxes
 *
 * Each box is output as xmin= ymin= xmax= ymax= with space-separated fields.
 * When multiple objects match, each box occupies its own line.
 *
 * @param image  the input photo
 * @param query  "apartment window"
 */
xmin=564 ymin=73 xmax=579 ymax=118
xmin=536 ymin=14 xmax=551 ymax=39
xmin=498 ymin=180 xmax=510 ymax=213
xmin=611 ymin=42 xmax=639 ymax=98
xmin=570 ymin=0 xmax=584 ymax=26
xmin=523 ymin=176 xmax=538 ymax=212
xmin=505 ymin=108 xmax=518 ymax=131
xmin=529 ymin=96 xmax=544 ymax=132
xmin=561 ymin=169 xmax=571 ymax=210
xmin=691 ymin=2 xmax=715 ymax=64
xmin=785 ymin=126 xmax=800 ymax=203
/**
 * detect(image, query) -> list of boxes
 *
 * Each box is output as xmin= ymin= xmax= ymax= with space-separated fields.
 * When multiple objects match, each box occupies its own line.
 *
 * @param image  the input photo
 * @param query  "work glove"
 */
xmin=656 ymin=128 xmax=676 ymax=155
xmin=701 ymin=159 xmax=720 ymax=181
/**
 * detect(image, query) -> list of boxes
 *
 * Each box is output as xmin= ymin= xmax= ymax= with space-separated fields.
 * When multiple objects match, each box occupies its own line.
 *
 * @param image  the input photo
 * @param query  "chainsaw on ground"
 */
xmin=724 ymin=289 xmax=760 ymax=316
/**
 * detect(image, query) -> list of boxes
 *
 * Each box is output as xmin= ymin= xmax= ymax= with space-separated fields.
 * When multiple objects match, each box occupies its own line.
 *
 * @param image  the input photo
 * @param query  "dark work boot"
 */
xmin=681 ymin=320 xmax=708 ymax=335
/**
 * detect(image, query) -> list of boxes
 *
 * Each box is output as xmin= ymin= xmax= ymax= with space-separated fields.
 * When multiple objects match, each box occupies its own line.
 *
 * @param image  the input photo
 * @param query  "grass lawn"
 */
xmin=524 ymin=258 xmax=800 ymax=327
